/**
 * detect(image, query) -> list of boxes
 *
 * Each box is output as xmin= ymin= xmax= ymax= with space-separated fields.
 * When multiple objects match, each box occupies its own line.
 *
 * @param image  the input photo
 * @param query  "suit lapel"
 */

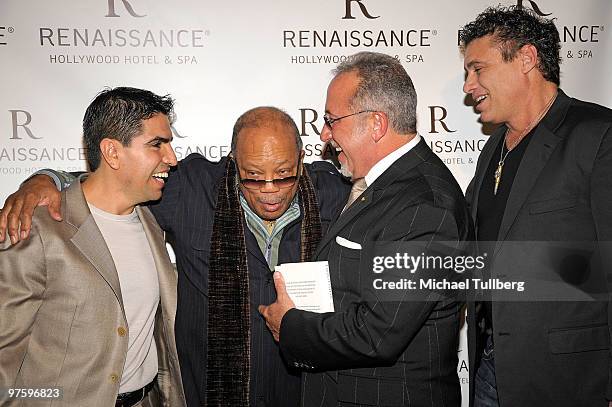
xmin=65 ymin=180 xmax=125 ymax=312
xmin=315 ymin=138 xmax=428 ymax=259
xmin=138 ymin=204 xmax=186 ymax=403
xmin=244 ymin=225 xmax=269 ymax=268
xmin=496 ymin=90 xmax=572 ymax=246
xmin=314 ymin=187 xmax=374 ymax=258
xmin=138 ymin=206 xmax=177 ymax=316
xmin=496 ymin=127 xmax=560 ymax=243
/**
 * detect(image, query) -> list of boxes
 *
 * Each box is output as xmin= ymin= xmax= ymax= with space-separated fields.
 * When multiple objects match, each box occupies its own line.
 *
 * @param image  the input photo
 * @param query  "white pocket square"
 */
xmin=335 ymin=236 xmax=362 ymax=250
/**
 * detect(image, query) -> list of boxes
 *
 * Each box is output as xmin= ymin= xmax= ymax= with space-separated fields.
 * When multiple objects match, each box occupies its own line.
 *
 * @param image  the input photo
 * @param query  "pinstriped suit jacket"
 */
xmin=0 ymin=180 xmax=186 ymax=407
xmin=280 ymin=139 xmax=474 ymax=407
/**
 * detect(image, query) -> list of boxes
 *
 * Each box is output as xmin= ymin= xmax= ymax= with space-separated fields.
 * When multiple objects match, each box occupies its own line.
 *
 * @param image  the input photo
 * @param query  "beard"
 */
xmin=339 ymin=162 xmax=353 ymax=179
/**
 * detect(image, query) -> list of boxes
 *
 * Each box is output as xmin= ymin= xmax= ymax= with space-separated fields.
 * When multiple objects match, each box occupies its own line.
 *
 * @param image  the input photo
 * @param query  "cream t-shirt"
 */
xmin=88 ymin=204 xmax=159 ymax=393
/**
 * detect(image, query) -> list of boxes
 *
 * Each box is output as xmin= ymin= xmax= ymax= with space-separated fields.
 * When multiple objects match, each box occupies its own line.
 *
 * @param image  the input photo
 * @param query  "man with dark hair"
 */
xmin=461 ymin=6 xmax=612 ymax=407
xmin=0 ymin=105 xmax=350 ymax=406
xmin=260 ymin=52 xmax=472 ymax=407
xmin=82 ymin=87 xmax=176 ymax=171
xmin=0 ymin=87 xmax=186 ymax=406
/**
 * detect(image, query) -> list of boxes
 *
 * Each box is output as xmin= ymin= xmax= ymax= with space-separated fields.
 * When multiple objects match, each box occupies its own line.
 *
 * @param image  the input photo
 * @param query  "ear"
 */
xmin=99 ymin=138 xmax=121 ymax=170
xmin=370 ymin=111 xmax=388 ymax=143
xmin=518 ymin=44 xmax=538 ymax=74
xmin=299 ymin=149 xmax=305 ymax=161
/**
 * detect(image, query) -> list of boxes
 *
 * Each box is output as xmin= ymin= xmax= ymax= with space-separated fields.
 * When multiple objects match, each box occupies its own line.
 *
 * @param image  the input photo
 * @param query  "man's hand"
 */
xmin=0 ymin=175 xmax=62 ymax=244
xmin=258 ymin=272 xmax=296 ymax=342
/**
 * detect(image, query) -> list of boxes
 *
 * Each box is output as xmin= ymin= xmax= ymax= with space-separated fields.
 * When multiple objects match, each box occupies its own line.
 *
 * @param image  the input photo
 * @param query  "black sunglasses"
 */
xmin=237 ymin=154 xmax=302 ymax=190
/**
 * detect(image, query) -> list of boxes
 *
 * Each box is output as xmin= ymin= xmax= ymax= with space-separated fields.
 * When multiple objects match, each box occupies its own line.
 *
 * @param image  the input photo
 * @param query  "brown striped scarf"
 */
xmin=206 ymin=157 xmax=321 ymax=406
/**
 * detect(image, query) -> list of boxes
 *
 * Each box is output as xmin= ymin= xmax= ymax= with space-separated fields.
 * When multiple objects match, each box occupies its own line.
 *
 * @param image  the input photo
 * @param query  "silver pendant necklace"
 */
xmin=493 ymin=92 xmax=557 ymax=195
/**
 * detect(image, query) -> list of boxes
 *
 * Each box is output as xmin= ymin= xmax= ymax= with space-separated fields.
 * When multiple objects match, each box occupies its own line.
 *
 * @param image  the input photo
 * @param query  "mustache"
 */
xmin=257 ymin=197 xmax=283 ymax=205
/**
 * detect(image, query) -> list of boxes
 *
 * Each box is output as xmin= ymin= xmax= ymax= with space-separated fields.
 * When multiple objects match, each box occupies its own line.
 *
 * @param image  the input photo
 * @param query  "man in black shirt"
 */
xmin=461 ymin=6 xmax=612 ymax=407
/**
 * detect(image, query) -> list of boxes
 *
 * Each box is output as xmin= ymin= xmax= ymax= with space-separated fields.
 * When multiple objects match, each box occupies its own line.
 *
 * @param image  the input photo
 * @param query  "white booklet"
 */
xmin=275 ymin=261 xmax=335 ymax=313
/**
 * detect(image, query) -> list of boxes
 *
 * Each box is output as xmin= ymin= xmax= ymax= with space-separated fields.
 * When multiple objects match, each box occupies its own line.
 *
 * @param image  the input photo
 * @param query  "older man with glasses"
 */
xmin=0 ymin=106 xmax=350 ymax=407
xmin=260 ymin=52 xmax=472 ymax=407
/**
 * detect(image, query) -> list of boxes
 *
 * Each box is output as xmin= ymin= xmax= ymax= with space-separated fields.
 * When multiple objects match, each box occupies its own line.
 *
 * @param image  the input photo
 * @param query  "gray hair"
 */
xmin=333 ymin=52 xmax=417 ymax=134
xmin=231 ymin=106 xmax=302 ymax=157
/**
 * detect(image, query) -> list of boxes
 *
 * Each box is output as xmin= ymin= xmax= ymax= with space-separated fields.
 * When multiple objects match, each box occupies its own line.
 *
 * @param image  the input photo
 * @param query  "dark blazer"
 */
xmin=149 ymin=154 xmax=350 ymax=407
xmin=465 ymin=90 xmax=612 ymax=407
xmin=280 ymin=139 xmax=473 ymax=407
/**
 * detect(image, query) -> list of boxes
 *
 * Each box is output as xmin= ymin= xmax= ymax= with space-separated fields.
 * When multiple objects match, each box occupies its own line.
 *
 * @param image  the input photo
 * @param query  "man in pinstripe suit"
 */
xmin=260 ymin=52 xmax=473 ymax=406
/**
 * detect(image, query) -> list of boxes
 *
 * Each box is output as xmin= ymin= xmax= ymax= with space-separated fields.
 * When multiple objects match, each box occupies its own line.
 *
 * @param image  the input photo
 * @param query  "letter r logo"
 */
xmin=516 ymin=0 xmax=552 ymax=16
xmin=105 ymin=0 xmax=146 ymax=17
xmin=9 ymin=110 xmax=41 ymax=140
xmin=342 ymin=0 xmax=379 ymax=20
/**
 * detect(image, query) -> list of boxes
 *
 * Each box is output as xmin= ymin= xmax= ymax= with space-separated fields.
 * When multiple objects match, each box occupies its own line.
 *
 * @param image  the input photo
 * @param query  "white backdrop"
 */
xmin=1 ymin=0 xmax=610 ymax=404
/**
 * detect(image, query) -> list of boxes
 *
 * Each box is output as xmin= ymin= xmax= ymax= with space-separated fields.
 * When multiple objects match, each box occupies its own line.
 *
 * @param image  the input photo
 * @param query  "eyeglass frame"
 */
xmin=235 ymin=152 xmax=303 ymax=190
xmin=322 ymin=110 xmax=377 ymax=128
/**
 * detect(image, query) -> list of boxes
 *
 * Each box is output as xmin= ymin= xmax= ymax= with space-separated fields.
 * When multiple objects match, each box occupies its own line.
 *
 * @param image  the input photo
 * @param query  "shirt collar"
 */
xmin=239 ymin=193 xmax=301 ymax=239
xmin=364 ymin=133 xmax=421 ymax=187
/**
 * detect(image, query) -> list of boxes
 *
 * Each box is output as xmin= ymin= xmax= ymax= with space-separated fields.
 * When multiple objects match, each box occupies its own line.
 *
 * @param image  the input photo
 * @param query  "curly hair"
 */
xmin=460 ymin=5 xmax=561 ymax=85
